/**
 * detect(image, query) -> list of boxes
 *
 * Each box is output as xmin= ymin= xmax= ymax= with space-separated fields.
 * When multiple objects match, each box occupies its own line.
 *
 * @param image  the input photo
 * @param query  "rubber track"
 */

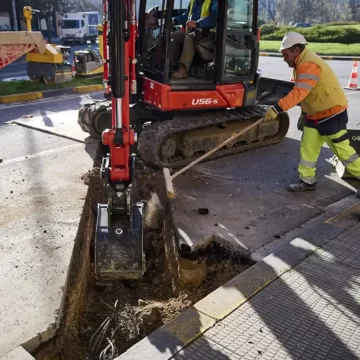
xmin=138 ymin=105 xmax=290 ymax=168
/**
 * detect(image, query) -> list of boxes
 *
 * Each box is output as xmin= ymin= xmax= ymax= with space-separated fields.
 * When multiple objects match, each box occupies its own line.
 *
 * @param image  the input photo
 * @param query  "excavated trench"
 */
xmin=32 ymin=149 xmax=254 ymax=360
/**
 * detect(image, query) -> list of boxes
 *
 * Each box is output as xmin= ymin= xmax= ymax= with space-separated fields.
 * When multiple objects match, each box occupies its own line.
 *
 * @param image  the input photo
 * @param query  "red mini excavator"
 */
xmin=91 ymin=0 xmax=294 ymax=280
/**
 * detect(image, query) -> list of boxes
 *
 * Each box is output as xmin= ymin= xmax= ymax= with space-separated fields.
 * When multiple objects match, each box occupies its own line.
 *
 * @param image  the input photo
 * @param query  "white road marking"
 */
xmin=345 ymin=91 xmax=360 ymax=96
xmin=7 ymin=109 xmax=90 ymax=142
xmin=0 ymin=71 xmax=27 ymax=77
xmin=0 ymin=144 xmax=83 ymax=166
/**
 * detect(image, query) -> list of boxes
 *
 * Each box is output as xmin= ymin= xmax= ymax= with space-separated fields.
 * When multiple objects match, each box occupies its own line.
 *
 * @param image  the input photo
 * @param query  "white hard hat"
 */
xmin=279 ymin=32 xmax=308 ymax=51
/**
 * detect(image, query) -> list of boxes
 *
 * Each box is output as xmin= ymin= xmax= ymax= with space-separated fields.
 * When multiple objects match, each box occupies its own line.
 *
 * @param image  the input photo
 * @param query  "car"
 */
xmin=294 ymin=22 xmax=311 ymax=27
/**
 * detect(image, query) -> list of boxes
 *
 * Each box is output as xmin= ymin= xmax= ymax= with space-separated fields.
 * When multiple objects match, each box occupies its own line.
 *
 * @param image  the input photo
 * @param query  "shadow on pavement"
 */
xmin=84 ymin=137 xmax=100 ymax=160
xmin=147 ymin=313 xmax=231 ymax=360
xmin=221 ymin=224 xmax=360 ymax=359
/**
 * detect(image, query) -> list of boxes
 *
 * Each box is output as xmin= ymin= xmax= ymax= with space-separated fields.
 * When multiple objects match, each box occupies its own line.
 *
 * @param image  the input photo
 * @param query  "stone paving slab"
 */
xmin=117 ymin=199 xmax=360 ymax=360
xmin=172 ymin=223 xmax=360 ymax=360
xmin=0 ymin=143 xmax=95 ymax=356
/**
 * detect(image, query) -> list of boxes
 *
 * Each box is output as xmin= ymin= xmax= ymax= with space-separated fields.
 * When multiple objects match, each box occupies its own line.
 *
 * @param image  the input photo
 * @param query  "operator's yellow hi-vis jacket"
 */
xmin=189 ymin=0 xmax=212 ymax=19
xmin=276 ymin=48 xmax=348 ymax=120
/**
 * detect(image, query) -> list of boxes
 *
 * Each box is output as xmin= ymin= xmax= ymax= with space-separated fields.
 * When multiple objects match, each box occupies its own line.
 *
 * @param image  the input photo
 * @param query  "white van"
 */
xmin=60 ymin=12 xmax=100 ymax=44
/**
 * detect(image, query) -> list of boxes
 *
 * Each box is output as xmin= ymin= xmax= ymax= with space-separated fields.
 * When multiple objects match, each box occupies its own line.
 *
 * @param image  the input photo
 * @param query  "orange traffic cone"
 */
xmin=345 ymin=61 xmax=359 ymax=90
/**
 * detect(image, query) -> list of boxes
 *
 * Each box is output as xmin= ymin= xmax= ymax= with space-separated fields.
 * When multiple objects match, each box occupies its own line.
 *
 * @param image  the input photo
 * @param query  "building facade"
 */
xmin=0 ymin=0 xmax=21 ymax=31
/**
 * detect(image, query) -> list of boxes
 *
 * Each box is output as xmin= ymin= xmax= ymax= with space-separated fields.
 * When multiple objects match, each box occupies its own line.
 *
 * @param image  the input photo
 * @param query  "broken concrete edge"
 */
xmin=20 ymin=326 xmax=56 ymax=356
xmin=259 ymin=52 xmax=360 ymax=61
xmin=116 ymin=194 xmax=360 ymax=360
xmin=16 ymin=143 xmax=101 ymax=357
xmin=0 ymin=84 xmax=103 ymax=105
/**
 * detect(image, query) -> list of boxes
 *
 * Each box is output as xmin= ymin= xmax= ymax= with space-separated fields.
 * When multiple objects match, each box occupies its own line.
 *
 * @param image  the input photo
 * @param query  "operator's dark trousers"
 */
xmin=169 ymin=30 xmax=197 ymax=70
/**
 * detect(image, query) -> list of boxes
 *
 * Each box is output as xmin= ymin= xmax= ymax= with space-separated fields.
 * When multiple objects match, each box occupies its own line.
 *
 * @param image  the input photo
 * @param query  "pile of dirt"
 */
xmin=81 ymin=167 xmax=100 ymax=186
xmin=34 ymin=164 xmax=253 ymax=360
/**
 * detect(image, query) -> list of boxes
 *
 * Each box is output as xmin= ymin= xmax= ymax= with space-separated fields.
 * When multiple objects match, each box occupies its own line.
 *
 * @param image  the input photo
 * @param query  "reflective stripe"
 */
xmin=297 ymin=73 xmax=320 ymax=81
xmin=300 ymin=176 xmax=317 ymax=185
xmin=295 ymin=82 xmax=313 ymax=90
xmin=300 ymin=158 xmax=317 ymax=168
xmin=343 ymin=153 xmax=360 ymax=167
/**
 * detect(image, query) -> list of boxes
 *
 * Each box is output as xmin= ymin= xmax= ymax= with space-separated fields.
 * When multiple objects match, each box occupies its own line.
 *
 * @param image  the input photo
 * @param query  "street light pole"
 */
xmin=266 ymin=0 xmax=269 ymax=22
xmin=11 ymin=0 xmax=19 ymax=30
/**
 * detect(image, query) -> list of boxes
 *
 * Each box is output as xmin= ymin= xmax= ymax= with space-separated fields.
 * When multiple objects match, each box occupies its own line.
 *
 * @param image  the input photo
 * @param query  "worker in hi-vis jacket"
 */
xmin=265 ymin=32 xmax=360 ymax=197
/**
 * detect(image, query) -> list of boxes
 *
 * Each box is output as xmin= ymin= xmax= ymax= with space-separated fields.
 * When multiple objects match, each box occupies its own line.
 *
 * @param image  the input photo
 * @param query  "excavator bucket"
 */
xmin=95 ymin=201 xmax=144 ymax=280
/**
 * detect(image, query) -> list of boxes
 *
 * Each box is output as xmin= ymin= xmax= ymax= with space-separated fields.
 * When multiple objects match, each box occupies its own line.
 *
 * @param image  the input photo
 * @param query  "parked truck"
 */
xmin=60 ymin=12 xmax=100 ymax=45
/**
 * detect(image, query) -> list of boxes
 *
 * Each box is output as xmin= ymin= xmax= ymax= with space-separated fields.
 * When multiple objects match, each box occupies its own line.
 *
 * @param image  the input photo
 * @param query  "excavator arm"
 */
xmin=95 ymin=0 xmax=145 ymax=280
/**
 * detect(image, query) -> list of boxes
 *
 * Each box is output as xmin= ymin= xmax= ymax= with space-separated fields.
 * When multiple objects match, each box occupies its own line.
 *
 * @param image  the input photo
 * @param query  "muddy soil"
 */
xmin=34 ymin=165 xmax=253 ymax=360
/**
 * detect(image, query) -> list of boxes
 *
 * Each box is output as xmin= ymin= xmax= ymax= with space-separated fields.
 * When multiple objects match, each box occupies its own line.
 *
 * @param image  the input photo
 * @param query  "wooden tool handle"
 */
xmin=171 ymin=117 xmax=265 ymax=180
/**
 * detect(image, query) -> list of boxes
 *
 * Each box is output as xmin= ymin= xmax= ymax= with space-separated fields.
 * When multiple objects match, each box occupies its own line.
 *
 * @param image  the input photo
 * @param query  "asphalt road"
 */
xmin=1 ymin=56 xmax=359 ymax=157
xmin=0 ymin=54 xmax=359 ymax=360
xmin=170 ymin=57 xmax=360 ymax=258
xmin=0 ymin=92 xmax=103 ymax=162
xmin=0 ymin=42 xmax=98 ymax=81
xmin=0 ymin=56 xmax=359 ymax=358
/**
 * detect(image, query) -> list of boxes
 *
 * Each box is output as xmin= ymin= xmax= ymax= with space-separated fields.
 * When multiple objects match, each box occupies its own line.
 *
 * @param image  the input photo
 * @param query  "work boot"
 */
xmin=288 ymin=180 xmax=316 ymax=192
xmin=171 ymin=64 xmax=188 ymax=79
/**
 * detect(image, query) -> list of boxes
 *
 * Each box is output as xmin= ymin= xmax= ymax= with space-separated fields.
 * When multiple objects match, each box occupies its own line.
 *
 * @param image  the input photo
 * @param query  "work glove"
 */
xmin=264 ymin=106 xmax=280 ymax=121
xmin=297 ymin=112 xmax=306 ymax=131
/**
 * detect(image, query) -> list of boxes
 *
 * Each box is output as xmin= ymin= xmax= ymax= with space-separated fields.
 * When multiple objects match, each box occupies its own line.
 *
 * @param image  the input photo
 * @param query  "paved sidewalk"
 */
xmin=0 ymin=137 xmax=95 ymax=358
xmin=173 ymin=222 xmax=360 ymax=359
xmin=117 ymin=197 xmax=360 ymax=360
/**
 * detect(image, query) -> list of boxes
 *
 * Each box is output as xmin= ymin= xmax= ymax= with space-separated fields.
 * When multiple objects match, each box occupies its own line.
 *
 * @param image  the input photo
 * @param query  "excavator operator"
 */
xmin=169 ymin=0 xmax=218 ymax=79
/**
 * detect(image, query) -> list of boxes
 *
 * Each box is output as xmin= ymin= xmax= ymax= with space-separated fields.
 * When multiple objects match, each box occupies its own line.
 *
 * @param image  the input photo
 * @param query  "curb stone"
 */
xmin=0 ymin=84 xmax=103 ymax=105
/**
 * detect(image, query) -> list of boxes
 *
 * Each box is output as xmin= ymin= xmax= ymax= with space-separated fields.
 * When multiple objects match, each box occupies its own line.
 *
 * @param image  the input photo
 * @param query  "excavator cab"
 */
xmin=136 ymin=0 xmax=289 ymax=169
xmin=137 ymin=0 xmax=259 ymax=88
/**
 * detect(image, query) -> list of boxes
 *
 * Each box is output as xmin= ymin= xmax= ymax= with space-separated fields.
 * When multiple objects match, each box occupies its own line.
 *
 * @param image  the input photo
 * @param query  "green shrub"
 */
xmin=258 ymin=18 xmax=266 ymax=27
xmin=261 ymin=25 xmax=360 ymax=44
xmin=326 ymin=21 xmax=359 ymax=26
xmin=259 ymin=24 xmax=278 ymax=35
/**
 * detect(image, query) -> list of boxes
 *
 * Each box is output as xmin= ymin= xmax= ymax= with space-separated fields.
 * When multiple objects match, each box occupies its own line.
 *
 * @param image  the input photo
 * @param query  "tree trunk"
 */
xmin=47 ymin=15 xmax=52 ymax=43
